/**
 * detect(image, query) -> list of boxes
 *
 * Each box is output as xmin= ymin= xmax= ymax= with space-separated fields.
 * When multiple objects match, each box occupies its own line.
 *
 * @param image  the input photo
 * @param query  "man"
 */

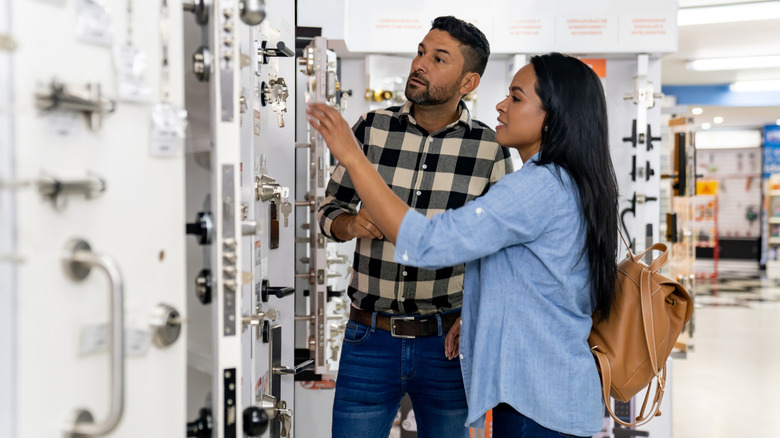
xmin=317 ymin=16 xmax=513 ymax=438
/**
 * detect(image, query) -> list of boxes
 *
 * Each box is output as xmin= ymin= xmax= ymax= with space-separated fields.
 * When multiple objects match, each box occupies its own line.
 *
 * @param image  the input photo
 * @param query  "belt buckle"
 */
xmin=390 ymin=316 xmax=416 ymax=339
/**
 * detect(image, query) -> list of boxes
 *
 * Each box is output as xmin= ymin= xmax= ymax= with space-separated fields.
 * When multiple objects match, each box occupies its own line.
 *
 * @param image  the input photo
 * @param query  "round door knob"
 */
xmin=186 ymin=408 xmax=212 ymax=437
xmin=243 ymin=406 xmax=269 ymax=436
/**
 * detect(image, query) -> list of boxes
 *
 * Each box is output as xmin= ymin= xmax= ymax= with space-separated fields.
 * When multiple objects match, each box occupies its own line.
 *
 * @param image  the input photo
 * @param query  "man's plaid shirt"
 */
xmin=317 ymin=101 xmax=513 ymax=315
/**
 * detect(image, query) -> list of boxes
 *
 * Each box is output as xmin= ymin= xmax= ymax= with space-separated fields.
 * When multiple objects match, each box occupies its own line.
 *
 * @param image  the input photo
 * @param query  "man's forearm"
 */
xmin=331 ymin=213 xmax=355 ymax=241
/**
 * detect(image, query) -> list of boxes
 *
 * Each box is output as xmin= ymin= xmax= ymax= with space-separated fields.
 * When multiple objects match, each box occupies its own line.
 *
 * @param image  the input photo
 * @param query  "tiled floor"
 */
xmin=673 ymin=261 xmax=780 ymax=438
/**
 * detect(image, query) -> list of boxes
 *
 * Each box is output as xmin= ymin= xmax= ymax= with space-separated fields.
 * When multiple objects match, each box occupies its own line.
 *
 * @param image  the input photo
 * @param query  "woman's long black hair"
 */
xmin=531 ymin=53 xmax=619 ymax=322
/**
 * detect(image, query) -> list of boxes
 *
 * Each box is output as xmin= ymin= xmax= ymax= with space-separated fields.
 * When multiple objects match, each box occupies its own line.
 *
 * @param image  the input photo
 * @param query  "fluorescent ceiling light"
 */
xmin=679 ymin=1 xmax=780 ymax=26
xmin=686 ymin=55 xmax=780 ymax=72
xmin=713 ymin=116 xmax=724 ymax=124
xmin=730 ymin=80 xmax=780 ymax=92
xmin=776 ymin=119 xmax=780 ymax=126
xmin=701 ymin=122 xmax=712 ymax=130
xmin=692 ymin=107 xmax=703 ymax=115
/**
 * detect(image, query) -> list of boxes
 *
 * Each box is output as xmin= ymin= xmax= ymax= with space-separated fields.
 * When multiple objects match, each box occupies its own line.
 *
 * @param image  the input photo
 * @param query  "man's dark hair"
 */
xmin=430 ymin=16 xmax=490 ymax=77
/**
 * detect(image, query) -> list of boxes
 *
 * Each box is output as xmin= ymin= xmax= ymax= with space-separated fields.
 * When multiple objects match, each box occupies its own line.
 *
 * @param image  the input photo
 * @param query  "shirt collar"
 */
xmin=399 ymin=101 xmax=473 ymax=133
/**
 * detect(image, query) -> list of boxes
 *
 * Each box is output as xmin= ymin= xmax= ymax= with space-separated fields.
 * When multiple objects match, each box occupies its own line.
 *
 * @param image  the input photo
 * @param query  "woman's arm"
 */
xmin=307 ymin=103 xmax=408 ymax=243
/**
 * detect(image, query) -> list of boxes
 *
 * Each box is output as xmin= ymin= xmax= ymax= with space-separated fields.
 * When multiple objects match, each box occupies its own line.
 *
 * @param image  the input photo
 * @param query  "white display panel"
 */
xmin=345 ymin=0 xmax=677 ymax=54
xmin=5 ymin=0 xmax=187 ymax=436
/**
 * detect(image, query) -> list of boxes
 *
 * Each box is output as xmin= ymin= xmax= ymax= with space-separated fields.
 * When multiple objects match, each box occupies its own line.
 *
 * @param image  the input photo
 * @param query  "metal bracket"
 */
xmin=1 ymin=173 xmax=106 ymax=211
xmin=35 ymin=81 xmax=115 ymax=130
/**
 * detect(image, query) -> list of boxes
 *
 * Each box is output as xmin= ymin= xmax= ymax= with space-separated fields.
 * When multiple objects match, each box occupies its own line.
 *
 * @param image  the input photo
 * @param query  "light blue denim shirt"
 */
xmin=394 ymin=154 xmax=603 ymax=436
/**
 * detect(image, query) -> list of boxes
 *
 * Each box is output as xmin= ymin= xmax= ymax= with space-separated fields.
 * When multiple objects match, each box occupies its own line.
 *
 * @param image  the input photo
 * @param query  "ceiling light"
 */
xmin=730 ymin=80 xmax=780 ymax=92
xmin=713 ymin=116 xmax=724 ymax=124
xmin=692 ymin=107 xmax=704 ymax=115
xmin=701 ymin=123 xmax=712 ymax=130
xmin=678 ymin=1 xmax=780 ymax=26
xmin=686 ymin=55 xmax=780 ymax=72
xmin=776 ymin=119 xmax=780 ymax=126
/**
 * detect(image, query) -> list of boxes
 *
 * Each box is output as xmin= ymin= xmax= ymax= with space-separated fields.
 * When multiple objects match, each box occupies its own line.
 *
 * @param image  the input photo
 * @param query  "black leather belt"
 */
xmin=349 ymin=306 xmax=460 ymax=338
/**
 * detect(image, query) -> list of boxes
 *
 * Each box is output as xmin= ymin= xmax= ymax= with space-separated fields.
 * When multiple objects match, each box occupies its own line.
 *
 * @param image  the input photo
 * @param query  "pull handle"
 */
xmin=62 ymin=239 xmax=125 ymax=437
xmin=273 ymin=359 xmax=314 ymax=375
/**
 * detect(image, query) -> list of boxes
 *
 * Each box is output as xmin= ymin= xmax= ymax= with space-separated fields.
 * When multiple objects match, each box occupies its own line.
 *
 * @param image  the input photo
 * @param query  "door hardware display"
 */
xmin=296 ymin=36 xmax=333 ymax=375
xmin=193 ymin=46 xmax=213 ymax=82
xmin=620 ymin=192 xmax=658 ymax=250
xmin=195 ymin=269 xmax=213 ymax=304
xmin=267 ymin=324 xmax=302 ymax=438
xmin=1 ymin=173 xmax=106 ymax=211
xmin=260 ymin=75 xmax=290 ymax=127
xmin=242 ymin=220 xmax=261 ymax=236
xmin=242 ymin=406 xmax=270 ymax=436
xmin=35 ymin=81 xmax=115 ymax=130
xmin=186 ymin=211 xmax=214 ymax=245
xmin=187 ymin=408 xmax=213 ymax=437
xmin=223 ymin=368 xmax=237 ymax=437
xmin=242 ymin=306 xmax=278 ymax=340
xmin=629 ymin=156 xmax=655 ymax=182
xmin=261 ymin=278 xmax=294 ymax=301
xmin=254 ymin=173 xmax=288 ymax=202
xmin=255 ymin=174 xmax=291 ymax=231
xmin=183 ymin=0 xmax=210 ymax=25
xmin=239 ymin=0 xmax=266 ymax=26
xmin=272 ymin=359 xmax=314 ymax=376
xmin=258 ymin=40 xmax=294 ymax=65
xmin=62 ymin=239 xmax=125 ymax=437
xmin=150 ymin=304 xmax=182 ymax=347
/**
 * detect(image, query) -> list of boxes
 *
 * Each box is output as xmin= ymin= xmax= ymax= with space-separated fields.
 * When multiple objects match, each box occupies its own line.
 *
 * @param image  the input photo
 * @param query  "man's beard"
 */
xmin=405 ymin=73 xmax=461 ymax=106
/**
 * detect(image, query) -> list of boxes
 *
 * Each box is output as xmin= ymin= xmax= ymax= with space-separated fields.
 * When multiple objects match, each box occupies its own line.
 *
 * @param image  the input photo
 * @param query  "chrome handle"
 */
xmin=63 ymin=239 xmax=125 ymax=437
xmin=273 ymin=359 xmax=314 ymax=375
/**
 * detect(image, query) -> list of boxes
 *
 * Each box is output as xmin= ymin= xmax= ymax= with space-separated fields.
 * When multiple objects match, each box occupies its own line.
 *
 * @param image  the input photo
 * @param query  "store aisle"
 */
xmin=673 ymin=272 xmax=780 ymax=438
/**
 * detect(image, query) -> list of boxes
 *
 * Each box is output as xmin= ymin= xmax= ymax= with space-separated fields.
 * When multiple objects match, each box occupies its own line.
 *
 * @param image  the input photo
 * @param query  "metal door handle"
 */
xmin=62 ymin=239 xmax=125 ymax=437
xmin=273 ymin=359 xmax=314 ymax=375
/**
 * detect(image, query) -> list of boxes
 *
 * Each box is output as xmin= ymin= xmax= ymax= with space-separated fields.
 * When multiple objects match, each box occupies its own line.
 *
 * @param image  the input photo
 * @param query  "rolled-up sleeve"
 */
xmin=317 ymin=116 xmax=370 ymax=241
xmin=394 ymin=168 xmax=563 ymax=269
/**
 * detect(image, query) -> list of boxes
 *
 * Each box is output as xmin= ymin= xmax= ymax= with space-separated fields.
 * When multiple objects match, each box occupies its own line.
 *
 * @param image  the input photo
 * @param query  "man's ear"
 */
xmin=460 ymin=72 xmax=481 ymax=96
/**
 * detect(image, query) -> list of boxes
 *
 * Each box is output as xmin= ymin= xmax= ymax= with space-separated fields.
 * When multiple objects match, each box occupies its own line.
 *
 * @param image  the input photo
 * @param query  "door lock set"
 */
xmin=261 ymin=75 xmax=289 ymax=127
xmin=255 ymin=174 xmax=291 ymax=228
xmin=242 ymin=305 xmax=278 ymax=340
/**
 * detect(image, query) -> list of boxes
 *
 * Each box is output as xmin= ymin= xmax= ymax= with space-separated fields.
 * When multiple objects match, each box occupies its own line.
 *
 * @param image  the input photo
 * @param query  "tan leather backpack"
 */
xmin=588 ymin=238 xmax=693 ymax=428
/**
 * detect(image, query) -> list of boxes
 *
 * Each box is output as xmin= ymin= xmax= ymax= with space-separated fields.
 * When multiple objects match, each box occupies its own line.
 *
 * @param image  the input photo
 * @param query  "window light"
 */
xmin=679 ymin=1 xmax=780 ymax=26
xmin=686 ymin=55 xmax=780 ymax=72
xmin=729 ymin=80 xmax=780 ymax=92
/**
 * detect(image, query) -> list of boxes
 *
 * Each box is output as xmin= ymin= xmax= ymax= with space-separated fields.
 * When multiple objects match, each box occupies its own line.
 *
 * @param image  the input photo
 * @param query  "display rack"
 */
xmin=765 ymin=174 xmax=780 ymax=279
xmin=692 ymin=194 xmax=719 ymax=279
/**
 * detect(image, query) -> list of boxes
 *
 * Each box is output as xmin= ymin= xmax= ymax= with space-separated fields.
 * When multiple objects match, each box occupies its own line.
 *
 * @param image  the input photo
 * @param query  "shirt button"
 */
xmin=416 ymin=190 xmax=421 ymax=196
xmin=422 ymin=164 xmax=427 ymax=170
xmin=402 ymin=252 xmax=409 ymax=262
xmin=402 ymin=271 xmax=408 ymax=276
xmin=459 ymin=354 xmax=464 ymax=360
xmin=400 ymin=297 xmax=405 ymax=302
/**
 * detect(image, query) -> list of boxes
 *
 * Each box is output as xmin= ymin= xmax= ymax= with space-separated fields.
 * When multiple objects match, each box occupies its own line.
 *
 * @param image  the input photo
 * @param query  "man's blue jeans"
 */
xmin=331 ymin=315 xmax=469 ymax=438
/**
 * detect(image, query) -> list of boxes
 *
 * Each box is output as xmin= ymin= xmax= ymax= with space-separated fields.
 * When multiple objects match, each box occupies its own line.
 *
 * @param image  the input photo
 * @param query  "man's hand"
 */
xmin=445 ymin=317 xmax=461 ymax=360
xmin=333 ymin=208 xmax=384 ymax=241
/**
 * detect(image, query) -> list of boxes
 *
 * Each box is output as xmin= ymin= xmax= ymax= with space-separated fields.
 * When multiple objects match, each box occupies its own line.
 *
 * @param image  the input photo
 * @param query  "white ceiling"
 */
xmin=663 ymin=1 xmax=780 ymax=129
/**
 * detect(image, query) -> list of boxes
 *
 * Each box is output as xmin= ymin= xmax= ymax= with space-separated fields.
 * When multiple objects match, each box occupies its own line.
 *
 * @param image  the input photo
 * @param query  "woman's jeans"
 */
xmin=331 ymin=318 xmax=469 ymax=438
xmin=492 ymin=403 xmax=589 ymax=438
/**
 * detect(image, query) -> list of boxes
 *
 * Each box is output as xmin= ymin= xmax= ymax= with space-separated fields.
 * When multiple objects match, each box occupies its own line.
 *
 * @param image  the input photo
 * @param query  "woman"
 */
xmin=307 ymin=53 xmax=618 ymax=438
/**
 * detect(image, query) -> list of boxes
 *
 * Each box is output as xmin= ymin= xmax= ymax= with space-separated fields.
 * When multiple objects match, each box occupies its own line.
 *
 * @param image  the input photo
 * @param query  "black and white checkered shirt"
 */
xmin=317 ymin=101 xmax=513 ymax=314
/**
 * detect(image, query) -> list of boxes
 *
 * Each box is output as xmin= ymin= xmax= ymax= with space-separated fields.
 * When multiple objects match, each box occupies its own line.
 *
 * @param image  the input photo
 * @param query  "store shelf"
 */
xmin=771 ymin=217 xmax=780 ymax=224
xmin=770 ymin=191 xmax=780 ymax=196
xmin=770 ymin=237 xmax=780 ymax=244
